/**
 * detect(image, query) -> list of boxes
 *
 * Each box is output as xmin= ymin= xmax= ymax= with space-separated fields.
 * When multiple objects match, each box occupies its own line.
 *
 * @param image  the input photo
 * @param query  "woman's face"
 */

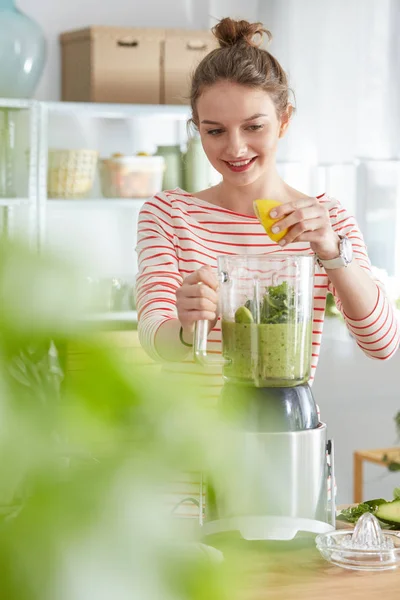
xmin=196 ymin=81 xmax=290 ymax=186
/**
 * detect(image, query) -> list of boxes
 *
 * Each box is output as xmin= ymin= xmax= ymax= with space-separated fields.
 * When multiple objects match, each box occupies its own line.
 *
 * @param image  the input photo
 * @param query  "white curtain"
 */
xmin=255 ymin=0 xmax=400 ymax=163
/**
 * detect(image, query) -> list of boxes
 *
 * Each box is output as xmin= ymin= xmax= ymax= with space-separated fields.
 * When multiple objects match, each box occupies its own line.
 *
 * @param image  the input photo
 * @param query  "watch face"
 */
xmin=340 ymin=236 xmax=353 ymax=264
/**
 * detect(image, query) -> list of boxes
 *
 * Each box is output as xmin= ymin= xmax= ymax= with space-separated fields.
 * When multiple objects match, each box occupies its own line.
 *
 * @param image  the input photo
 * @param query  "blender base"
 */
xmin=201 ymin=515 xmax=334 ymax=541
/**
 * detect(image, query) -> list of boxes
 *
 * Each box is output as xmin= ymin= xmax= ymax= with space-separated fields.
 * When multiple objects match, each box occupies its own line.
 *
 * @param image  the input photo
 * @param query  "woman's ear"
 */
xmin=279 ymin=104 xmax=293 ymax=138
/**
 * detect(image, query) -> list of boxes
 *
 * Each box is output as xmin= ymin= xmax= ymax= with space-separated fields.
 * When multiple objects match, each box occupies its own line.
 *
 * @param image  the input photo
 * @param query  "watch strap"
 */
xmin=317 ymin=255 xmax=348 ymax=270
xmin=316 ymin=235 xmax=352 ymax=270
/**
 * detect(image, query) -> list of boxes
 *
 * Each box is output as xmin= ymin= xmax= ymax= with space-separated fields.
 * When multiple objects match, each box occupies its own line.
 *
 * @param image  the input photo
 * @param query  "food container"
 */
xmin=47 ymin=149 xmax=98 ymax=199
xmin=99 ymin=155 xmax=165 ymax=198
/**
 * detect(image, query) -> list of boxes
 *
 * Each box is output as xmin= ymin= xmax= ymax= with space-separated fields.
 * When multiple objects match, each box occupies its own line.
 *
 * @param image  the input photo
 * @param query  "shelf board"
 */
xmin=0 ymin=198 xmax=31 ymax=206
xmin=82 ymin=311 xmax=137 ymax=322
xmin=47 ymin=198 xmax=148 ymax=208
xmin=43 ymin=101 xmax=190 ymax=121
xmin=0 ymin=98 xmax=35 ymax=110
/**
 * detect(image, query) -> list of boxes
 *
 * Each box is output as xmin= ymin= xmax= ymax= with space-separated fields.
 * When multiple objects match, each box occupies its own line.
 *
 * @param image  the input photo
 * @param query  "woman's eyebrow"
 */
xmin=200 ymin=113 xmax=268 ymax=125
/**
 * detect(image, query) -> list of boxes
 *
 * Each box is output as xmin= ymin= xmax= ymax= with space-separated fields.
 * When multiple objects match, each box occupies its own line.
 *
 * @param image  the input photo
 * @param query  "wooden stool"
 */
xmin=353 ymin=447 xmax=400 ymax=503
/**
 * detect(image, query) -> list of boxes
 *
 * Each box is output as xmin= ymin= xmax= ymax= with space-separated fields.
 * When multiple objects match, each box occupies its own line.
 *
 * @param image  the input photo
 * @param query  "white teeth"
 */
xmin=227 ymin=158 xmax=254 ymax=167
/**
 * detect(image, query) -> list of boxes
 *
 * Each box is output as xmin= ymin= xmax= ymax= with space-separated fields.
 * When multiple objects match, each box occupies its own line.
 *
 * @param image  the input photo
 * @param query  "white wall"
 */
xmin=314 ymin=320 xmax=400 ymax=505
xmin=258 ymin=0 xmax=400 ymax=163
xmin=19 ymin=0 xmax=261 ymax=102
xmin=18 ymin=0 xmax=212 ymax=101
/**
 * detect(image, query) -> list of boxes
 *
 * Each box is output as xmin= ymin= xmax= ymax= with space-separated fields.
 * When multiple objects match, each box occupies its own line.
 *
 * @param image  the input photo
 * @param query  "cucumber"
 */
xmin=375 ymin=499 xmax=400 ymax=524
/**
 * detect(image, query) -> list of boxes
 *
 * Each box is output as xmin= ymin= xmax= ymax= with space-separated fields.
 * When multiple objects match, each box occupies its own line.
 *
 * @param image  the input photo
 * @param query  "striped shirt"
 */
xmin=135 ymin=188 xmax=399 ymax=518
xmin=136 ymin=188 xmax=399 ymax=373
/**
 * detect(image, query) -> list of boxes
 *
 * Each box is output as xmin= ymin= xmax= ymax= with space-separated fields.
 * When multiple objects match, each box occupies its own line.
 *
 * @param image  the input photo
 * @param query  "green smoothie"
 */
xmin=221 ymin=320 xmax=312 ymax=386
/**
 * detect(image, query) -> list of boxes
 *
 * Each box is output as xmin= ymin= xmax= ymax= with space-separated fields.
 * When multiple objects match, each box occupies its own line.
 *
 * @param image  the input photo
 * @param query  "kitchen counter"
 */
xmin=219 ymin=540 xmax=399 ymax=600
xmin=81 ymin=310 xmax=138 ymax=331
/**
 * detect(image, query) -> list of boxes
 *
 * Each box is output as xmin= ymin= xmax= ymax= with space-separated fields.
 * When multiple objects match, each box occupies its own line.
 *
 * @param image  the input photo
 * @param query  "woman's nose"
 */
xmin=225 ymin=131 xmax=247 ymax=158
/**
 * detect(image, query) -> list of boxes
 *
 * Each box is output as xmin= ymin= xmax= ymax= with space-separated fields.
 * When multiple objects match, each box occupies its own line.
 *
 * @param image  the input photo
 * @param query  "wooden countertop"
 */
xmin=234 ymin=544 xmax=399 ymax=600
xmin=209 ymin=532 xmax=400 ymax=600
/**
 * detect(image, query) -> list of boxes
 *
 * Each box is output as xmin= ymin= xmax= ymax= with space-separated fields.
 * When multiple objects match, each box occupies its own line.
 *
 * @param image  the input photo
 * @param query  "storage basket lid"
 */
xmin=101 ymin=155 xmax=165 ymax=171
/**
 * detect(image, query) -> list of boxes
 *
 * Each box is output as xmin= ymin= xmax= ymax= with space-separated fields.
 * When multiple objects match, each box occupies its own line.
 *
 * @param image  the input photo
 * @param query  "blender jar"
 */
xmin=195 ymin=254 xmax=315 ymax=387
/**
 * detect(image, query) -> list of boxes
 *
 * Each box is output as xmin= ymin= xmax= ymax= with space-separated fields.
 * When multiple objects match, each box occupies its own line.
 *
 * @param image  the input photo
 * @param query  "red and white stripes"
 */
xmin=136 ymin=189 xmax=399 ymax=374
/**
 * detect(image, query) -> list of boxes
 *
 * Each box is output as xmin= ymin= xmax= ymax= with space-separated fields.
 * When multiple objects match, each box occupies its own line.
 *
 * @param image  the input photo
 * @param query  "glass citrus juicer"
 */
xmin=193 ymin=254 xmax=335 ymax=541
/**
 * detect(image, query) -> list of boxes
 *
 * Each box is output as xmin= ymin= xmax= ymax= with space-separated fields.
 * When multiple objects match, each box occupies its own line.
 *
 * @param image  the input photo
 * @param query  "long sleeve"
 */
xmin=326 ymin=200 xmax=399 ymax=360
xmin=135 ymin=193 xmax=182 ymax=361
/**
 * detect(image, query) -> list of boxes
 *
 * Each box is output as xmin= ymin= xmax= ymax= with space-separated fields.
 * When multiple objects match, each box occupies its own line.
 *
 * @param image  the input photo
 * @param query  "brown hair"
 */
xmin=190 ymin=17 xmax=292 ymax=126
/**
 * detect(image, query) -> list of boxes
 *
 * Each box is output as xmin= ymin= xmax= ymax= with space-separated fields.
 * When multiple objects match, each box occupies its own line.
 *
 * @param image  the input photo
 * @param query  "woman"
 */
xmin=136 ymin=16 xmax=399 ymax=519
xmin=137 ymin=17 xmax=398 ymax=380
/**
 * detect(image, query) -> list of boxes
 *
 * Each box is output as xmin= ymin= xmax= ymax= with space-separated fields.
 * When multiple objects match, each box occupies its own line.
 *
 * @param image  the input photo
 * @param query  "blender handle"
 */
xmin=326 ymin=439 xmax=336 ymax=528
xmin=194 ymin=320 xmax=227 ymax=366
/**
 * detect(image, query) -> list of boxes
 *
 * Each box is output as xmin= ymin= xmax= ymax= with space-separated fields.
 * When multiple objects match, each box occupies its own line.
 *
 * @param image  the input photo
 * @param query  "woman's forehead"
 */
xmin=197 ymin=82 xmax=276 ymax=123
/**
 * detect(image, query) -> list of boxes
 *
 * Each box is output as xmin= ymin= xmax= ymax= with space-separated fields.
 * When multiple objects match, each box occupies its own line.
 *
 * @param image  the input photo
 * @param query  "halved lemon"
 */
xmin=253 ymin=199 xmax=288 ymax=243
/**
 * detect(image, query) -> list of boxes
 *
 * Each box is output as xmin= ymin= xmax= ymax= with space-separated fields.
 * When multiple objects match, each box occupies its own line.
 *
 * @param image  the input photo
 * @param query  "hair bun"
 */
xmin=212 ymin=17 xmax=272 ymax=49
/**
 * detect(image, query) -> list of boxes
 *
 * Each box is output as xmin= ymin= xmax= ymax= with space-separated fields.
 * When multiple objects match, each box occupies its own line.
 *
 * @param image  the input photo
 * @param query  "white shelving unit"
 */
xmin=36 ymin=100 xmax=191 ymax=323
xmin=0 ymin=97 xmax=40 ymax=245
xmin=47 ymin=198 xmax=148 ymax=209
xmin=0 ymin=98 xmax=191 ymax=323
xmin=37 ymin=100 xmax=190 ymax=243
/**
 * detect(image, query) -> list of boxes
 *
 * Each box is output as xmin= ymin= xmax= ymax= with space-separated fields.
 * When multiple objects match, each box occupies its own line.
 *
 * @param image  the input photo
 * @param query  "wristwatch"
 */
xmin=316 ymin=235 xmax=353 ymax=270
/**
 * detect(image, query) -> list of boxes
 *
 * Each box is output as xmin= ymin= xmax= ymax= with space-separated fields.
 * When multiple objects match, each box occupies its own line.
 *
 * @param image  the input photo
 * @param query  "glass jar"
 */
xmin=0 ymin=108 xmax=16 ymax=198
xmin=156 ymin=145 xmax=183 ymax=190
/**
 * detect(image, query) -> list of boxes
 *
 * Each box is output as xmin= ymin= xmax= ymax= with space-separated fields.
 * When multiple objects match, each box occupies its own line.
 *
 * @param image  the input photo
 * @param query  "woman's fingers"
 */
xmin=272 ymin=204 xmax=323 ymax=234
xmin=179 ymin=296 xmax=218 ymax=312
xmin=176 ymin=266 xmax=219 ymax=328
xmin=280 ymin=217 xmax=327 ymax=245
xmin=183 ymin=266 xmax=218 ymax=290
xmin=268 ymin=196 xmax=316 ymax=219
xmin=178 ymin=282 xmax=218 ymax=303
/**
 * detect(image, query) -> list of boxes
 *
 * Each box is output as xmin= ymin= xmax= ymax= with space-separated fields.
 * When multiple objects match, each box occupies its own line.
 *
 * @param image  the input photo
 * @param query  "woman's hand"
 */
xmin=269 ymin=197 xmax=340 ymax=259
xmin=175 ymin=266 xmax=219 ymax=340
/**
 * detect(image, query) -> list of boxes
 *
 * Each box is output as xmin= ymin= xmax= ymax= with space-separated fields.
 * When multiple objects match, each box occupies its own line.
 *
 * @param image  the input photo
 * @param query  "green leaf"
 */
xmin=337 ymin=503 xmax=373 ymax=523
xmin=387 ymin=462 xmax=400 ymax=472
xmin=364 ymin=498 xmax=387 ymax=509
xmin=394 ymin=487 xmax=400 ymax=500
xmin=244 ymin=281 xmax=297 ymax=325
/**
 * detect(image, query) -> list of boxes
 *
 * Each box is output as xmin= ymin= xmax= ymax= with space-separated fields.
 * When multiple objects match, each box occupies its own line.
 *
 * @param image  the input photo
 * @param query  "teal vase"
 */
xmin=0 ymin=0 xmax=46 ymax=98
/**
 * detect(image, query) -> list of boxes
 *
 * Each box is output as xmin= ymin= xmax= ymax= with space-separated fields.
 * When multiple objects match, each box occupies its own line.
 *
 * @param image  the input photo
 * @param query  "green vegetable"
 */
xmin=244 ymin=281 xmax=296 ymax=325
xmin=376 ymin=499 xmax=400 ymax=525
xmin=234 ymin=306 xmax=254 ymax=324
xmin=337 ymin=491 xmax=400 ymax=529
xmin=336 ymin=502 xmax=381 ymax=524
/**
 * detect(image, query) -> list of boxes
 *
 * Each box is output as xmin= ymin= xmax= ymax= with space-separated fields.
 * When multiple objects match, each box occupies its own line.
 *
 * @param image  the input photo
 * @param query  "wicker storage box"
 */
xmin=60 ymin=26 xmax=217 ymax=105
xmin=47 ymin=149 xmax=98 ymax=199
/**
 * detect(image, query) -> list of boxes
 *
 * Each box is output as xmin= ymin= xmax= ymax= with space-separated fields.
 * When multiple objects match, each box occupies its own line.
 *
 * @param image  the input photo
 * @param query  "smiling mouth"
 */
xmin=224 ymin=157 xmax=257 ymax=171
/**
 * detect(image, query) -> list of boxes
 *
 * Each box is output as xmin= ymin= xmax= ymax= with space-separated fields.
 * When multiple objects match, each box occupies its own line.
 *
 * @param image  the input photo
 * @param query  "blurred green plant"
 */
xmin=0 ymin=239 xmax=241 ymax=600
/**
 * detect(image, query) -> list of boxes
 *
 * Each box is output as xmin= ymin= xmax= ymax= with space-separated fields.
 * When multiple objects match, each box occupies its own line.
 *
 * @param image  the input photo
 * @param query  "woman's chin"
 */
xmin=223 ymin=169 xmax=263 ymax=187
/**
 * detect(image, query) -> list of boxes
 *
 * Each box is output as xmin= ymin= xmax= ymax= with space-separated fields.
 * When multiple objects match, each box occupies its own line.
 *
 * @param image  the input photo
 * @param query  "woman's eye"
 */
xmin=247 ymin=125 xmax=263 ymax=131
xmin=207 ymin=129 xmax=224 ymax=136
